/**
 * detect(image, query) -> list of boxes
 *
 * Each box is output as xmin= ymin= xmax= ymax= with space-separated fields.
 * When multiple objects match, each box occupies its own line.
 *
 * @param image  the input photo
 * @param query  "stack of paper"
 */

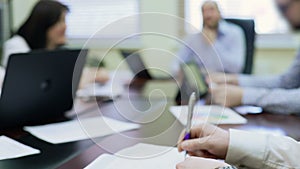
xmin=84 ymin=143 xmax=185 ymax=169
xmin=24 ymin=117 xmax=140 ymax=144
xmin=169 ymin=105 xmax=247 ymax=125
xmin=0 ymin=136 xmax=40 ymax=160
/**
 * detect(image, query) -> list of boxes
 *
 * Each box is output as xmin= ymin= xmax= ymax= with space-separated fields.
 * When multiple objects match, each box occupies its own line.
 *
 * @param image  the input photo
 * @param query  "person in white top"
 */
xmin=2 ymin=0 xmax=109 ymax=86
xmin=177 ymin=123 xmax=300 ymax=169
xmin=2 ymin=0 xmax=69 ymax=67
xmin=2 ymin=35 xmax=30 ymax=66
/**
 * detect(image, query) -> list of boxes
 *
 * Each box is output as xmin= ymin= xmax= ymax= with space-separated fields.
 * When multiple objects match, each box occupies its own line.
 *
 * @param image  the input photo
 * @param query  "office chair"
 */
xmin=225 ymin=18 xmax=256 ymax=74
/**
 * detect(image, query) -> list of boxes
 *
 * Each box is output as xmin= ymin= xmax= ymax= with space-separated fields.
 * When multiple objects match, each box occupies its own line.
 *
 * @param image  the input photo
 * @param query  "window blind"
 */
xmin=58 ymin=0 xmax=139 ymax=39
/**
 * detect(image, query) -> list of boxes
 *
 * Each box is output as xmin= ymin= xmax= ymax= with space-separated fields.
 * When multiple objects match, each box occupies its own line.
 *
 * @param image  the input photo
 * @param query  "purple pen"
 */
xmin=184 ymin=132 xmax=191 ymax=140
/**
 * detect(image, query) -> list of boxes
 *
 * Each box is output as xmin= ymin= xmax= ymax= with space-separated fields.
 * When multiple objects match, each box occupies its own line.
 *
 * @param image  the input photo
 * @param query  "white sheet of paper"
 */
xmin=84 ymin=154 xmax=116 ymax=169
xmin=170 ymin=105 xmax=247 ymax=125
xmin=0 ymin=136 xmax=40 ymax=160
xmin=77 ymin=82 xmax=124 ymax=100
xmin=24 ymin=117 xmax=140 ymax=144
xmin=84 ymin=143 xmax=185 ymax=169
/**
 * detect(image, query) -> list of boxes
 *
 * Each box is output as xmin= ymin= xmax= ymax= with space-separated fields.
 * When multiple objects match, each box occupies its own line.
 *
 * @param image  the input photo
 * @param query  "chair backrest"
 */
xmin=225 ymin=18 xmax=256 ymax=74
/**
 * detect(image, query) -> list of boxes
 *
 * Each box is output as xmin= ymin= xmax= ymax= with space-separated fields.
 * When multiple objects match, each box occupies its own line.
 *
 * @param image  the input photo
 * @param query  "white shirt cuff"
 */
xmin=225 ymin=129 xmax=268 ymax=168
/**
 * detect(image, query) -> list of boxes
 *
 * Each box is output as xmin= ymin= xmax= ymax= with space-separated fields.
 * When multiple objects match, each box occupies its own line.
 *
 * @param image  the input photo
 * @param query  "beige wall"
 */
xmin=11 ymin=0 xmax=38 ymax=31
xmin=253 ymin=48 xmax=297 ymax=75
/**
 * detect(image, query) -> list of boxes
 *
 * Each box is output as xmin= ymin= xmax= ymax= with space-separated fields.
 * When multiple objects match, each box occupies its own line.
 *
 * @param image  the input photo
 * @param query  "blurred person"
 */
xmin=173 ymin=0 xmax=245 ymax=75
xmin=177 ymin=123 xmax=300 ymax=169
xmin=208 ymin=0 xmax=300 ymax=114
xmin=176 ymin=1 xmax=300 ymax=168
xmin=2 ymin=0 xmax=109 ymax=86
xmin=2 ymin=0 xmax=69 ymax=67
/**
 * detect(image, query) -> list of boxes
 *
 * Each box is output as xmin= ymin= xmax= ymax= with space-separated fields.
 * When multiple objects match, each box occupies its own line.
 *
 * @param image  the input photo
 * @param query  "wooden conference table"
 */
xmin=1 ymin=79 xmax=300 ymax=169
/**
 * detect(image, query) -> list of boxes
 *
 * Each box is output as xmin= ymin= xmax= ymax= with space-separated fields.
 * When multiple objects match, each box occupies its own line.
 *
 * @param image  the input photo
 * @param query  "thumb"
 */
xmin=180 ymin=137 xmax=211 ymax=152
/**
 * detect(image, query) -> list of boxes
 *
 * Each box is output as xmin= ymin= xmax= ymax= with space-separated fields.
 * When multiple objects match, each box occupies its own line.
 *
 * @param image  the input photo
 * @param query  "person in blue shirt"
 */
xmin=173 ymin=0 xmax=246 ymax=75
xmin=207 ymin=0 xmax=300 ymax=115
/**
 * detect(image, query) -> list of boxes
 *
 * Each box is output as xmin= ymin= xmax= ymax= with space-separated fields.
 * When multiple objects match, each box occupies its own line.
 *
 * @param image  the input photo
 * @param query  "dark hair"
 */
xmin=17 ymin=0 xmax=69 ymax=49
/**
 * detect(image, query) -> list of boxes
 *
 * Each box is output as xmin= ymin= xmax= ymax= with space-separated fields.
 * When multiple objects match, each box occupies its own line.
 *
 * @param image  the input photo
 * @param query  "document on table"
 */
xmin=77 ymin=82 xmax=124 ymax=101
xmin=24 ymin=117 xmax=140 ymax=144
xmin=0 ymin=136 xmax=40 ymax=160
xmin=170 ymin=105 xmax=247 ymax=125
xmin=84 ymin=143 xmax=185 ymax=169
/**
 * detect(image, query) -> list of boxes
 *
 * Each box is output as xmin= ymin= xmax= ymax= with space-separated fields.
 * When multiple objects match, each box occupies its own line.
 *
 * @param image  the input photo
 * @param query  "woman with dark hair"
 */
xmin=2 ymin=0 xmax=109 ymax=86
xmin=2 ymin=0 xmax=69 ymax=66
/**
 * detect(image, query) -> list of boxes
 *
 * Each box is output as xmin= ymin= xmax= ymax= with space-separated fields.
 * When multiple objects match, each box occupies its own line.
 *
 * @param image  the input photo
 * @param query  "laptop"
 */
xmin=120 ymin=50 xmax=153 ymax=79
xmin=0 ymin=49 xmax=87 ymax=129
xmin=175 ymin=62 xmax=208 ymax=104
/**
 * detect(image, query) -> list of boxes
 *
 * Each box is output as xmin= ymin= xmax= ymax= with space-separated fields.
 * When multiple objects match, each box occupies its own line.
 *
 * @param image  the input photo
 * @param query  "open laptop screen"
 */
xmin=0 ymin=49 xmax=87 ymax=129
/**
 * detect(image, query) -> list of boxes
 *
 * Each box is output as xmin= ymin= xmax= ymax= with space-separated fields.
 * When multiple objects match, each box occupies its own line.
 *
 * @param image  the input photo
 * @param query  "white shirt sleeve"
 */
xmin=226 ymin=129 xmax=300 ymax=169
xmin=2 ymin=35 xmax=31 ymax=67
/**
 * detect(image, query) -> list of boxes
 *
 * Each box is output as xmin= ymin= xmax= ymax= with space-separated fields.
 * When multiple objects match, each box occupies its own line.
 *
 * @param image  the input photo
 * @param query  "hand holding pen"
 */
xmin=177 ymin=122 xmax=229 ymax=159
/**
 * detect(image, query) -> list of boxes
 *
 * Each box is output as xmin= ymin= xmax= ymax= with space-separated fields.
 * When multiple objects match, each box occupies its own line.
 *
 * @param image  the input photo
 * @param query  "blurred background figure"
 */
xmin=1 ymin=0 xmax=109 ymax=87
xmin=208 ymin=0 xmax=300 ymax=114
xmin=173 ymin=0 xmax=245 ymax=75
xmin=2 ymin=0 xmax=69 ymax=67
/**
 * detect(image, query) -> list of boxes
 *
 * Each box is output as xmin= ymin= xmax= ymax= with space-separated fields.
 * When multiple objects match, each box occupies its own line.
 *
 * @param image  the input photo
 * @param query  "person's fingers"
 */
xmin=178 ymin=124 xmax=207 ymax=152
xmin=189 ymin=123 xmax=216 ymax=138
xmin=178 ymin=123 xmax=217 ymax=152
xmin=212 ymin=94 xmax=224 ymax=105
xmin=210 ymin=88 xmax=220 ymax=104
xmin=176 ymin=156 xmax=229 ymax=169
xmin=178 ymin=127 xmax=204 ymax=152
xmin=188 ymin=150 xmax=218 ymax=159
xmin=207 ymin=73 xmax=238 ymax=85
xmin=208 ymin=73 xmax=226 ymax=84
xmin=176 ymin=161 xmax=184 ymax=169
xmin=180 ymin=137 xmax=212 ymax=153
xmin=177 ymin=130 xmax=186 ymax=152
xmin=208 ymin=86 xmax=214 ymax=94
xmin=210 ymin=85 xmax=228 ymax=105
xmin=209 ymin=85 xmax=224 ymax=94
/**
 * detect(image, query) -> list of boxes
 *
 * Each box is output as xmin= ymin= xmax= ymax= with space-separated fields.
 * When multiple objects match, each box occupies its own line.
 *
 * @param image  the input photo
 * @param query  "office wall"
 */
xmin=253 ymin=48 xmax=296 ymax=75
xmin=11 ymin=0 xmax=298 ymax=76
xmin=11 ymin=0 xmax=37 ymax=31
xmin=136 ymin=0 xmax=181 ymax=76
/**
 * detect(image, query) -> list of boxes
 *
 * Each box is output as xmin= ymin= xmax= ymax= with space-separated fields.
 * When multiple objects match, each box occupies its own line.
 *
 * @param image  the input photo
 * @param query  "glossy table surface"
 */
xmin=1 ymin=80 xmax=300 ymax=169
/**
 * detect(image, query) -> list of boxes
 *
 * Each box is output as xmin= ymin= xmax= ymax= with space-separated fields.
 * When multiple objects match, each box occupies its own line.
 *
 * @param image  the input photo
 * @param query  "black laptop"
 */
xmin=0 ymin=49 xmax=87 ymax=129
xmin=120 ymin=50 xmax=153 ymax=79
